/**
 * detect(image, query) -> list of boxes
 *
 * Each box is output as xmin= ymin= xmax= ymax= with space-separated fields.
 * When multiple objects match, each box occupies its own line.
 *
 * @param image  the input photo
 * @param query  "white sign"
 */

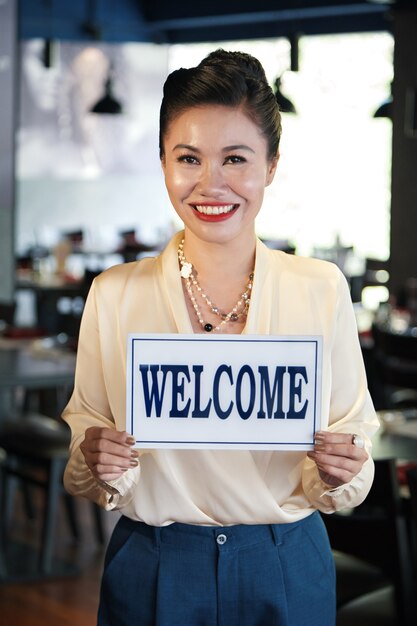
xmin=126 ymin=334 xmax=323 ymax=450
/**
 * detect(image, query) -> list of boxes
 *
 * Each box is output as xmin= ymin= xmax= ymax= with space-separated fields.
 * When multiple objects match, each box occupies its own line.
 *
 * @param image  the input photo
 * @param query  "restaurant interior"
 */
xmin=1 ymin=0 xmax=417 ymax=624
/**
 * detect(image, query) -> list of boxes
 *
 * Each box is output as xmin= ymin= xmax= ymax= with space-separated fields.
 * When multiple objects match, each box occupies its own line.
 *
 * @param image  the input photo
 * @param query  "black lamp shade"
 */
xmin=91 ymin=77 xmax=123 ymax=114
xmin=373 ymin=96 xmax=393 ymax=119
xmin=274 ymin=77 xmax=296 ymax=114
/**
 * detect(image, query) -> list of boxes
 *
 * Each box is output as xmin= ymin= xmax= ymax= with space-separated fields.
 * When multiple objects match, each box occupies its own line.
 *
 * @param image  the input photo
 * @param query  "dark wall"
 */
xmin=390 ymin=7 xmax=417 ymax=297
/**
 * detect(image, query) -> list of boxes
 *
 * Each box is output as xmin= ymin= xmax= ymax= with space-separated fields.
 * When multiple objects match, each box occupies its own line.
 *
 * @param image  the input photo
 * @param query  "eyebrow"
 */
xmin=173 ymin=144 xmax=201 ymax=153
xmin=172 ymin=143 xmax=255 ymax=154
xmin=223 ymin=144 xmax=255 ymax=154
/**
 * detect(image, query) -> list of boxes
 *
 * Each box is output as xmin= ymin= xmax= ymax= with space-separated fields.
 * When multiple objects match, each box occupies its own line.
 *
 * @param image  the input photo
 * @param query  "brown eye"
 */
xmin=225 ymin=155 xmax=246 ymax=164
xmin=177 ymin=155 xmax=199 ymax=165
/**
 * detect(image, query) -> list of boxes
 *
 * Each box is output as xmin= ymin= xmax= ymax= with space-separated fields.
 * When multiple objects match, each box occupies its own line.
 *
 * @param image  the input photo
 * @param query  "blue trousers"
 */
xmin=98 ymin=511 xmax=336 ymax=626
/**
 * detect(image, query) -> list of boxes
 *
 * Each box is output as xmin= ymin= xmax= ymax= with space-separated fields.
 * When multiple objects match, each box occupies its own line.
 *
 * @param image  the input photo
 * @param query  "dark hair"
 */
xmin=159 ymin=49 xmax=281 ymax=161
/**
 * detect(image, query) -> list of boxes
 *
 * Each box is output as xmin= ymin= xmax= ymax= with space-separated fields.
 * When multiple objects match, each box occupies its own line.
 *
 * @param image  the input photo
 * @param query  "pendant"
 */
xmin=180 ymin=262 xmax=193 ymax=279
xmin=204 ymin=323 xmax=213 ymax=332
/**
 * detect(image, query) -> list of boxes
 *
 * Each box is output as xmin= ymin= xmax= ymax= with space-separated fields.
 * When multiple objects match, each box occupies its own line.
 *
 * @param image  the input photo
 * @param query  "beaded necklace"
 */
xmin=178 ymin=238 xmax=254 ymax=333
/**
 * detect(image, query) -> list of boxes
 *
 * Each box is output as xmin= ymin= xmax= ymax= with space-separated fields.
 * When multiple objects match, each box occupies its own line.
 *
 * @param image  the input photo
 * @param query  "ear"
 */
xmin=266 ymin=153 xmax=279 ymax=187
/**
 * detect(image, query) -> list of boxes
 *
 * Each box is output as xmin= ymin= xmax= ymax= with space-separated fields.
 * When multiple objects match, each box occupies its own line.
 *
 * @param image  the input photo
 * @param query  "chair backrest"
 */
xmin=0 ymin=302 xmax=16 ymax=326
xmin=373 ymin=322 xmax=417 ymax=358
xmin=407 ymin=467 xmax=417 ymax=524
xmin=323 ymin=459 xmax=407 ymax=568
xmin=406 ymin=467 xmax=417 ymax=577
xmin=371 ymin=323 xmax=417 ymax=409
xmin=322 ymin=458 xmax=415 ymax=625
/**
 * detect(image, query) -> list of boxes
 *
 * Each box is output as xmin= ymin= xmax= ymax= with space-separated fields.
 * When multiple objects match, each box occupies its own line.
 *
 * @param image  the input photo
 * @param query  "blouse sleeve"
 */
xmin=62 ymin=279 xmax=140 ymax=510
xmin=302 ymin=269 xmax=380 ymax=513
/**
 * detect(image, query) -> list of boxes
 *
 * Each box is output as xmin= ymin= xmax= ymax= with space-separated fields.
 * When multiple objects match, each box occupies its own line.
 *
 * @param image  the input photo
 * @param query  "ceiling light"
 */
xmin=90 ymin=70 xmax=123 ymax=115
xmin=373 ymin=82 xmax=393 ymax=119
xmin=42 ymin=39 xmax=56 ymax=68
xmin=274 ymin=75 xmax=296 ymax=113
xmin=373 ymin=96 xmax=393 ymax=119
xmin=273 ymin=33 xmax=299 ymax=114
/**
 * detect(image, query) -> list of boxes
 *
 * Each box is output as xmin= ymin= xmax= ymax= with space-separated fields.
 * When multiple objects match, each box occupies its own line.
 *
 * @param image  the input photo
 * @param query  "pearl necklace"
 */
xmin=178 ymin=238 xmax=254 ymax=332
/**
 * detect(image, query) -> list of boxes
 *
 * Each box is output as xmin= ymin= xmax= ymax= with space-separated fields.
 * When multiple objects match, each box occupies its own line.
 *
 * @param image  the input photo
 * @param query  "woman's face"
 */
xmin=161 ymin=105 xmax=278 ymax=246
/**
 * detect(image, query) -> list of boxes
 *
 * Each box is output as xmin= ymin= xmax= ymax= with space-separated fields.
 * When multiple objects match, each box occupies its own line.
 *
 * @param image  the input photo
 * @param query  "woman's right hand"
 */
xmin=80 ymin=427 xmax=139 ymax=482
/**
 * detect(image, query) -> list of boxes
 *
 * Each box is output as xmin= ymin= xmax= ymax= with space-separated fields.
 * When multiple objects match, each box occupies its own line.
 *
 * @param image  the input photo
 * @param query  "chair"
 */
xmin=0 ymin=447 xmax=8 ymax=578
xmin=406 ymin=467 xmax=417 ymax=580
xmin=0 ymin=413 xmax=105 ymax=578
xmin=35 ymin=287 xmax=85 ymax=340
xmin=371 ymin=322 xmax=417 ymax=410
xmin=322 ymin=458 xmax=415 ymax=626
xmin=0 ymin=301 xmax=16 ymax=328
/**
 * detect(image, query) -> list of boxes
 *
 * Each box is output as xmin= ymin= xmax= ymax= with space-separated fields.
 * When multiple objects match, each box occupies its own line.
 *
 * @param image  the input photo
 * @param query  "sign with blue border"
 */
xmin=126 ymin=334 xmax=322 ymax=450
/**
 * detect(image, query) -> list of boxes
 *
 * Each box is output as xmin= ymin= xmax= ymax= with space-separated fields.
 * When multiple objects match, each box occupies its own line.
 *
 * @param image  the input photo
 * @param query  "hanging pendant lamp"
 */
xmin=90 ymin=70 xmax=123 ymax=115
xmin=373 ymin=82 xmax=393 ymax=119
xmin=273 ymin=33 xmax=299 ymax=114
xmin=274 ymin=76 xmax=297 ymax=113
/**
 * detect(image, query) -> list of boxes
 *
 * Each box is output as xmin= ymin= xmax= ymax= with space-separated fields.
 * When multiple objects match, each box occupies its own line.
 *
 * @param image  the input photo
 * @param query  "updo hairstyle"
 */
xmin=159 ymin=49 xmax=282 ymax=162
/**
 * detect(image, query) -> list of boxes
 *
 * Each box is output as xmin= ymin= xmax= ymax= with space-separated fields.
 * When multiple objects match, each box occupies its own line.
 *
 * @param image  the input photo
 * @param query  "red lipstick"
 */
xmin=191 ymin=203 xmax=239 ymax=222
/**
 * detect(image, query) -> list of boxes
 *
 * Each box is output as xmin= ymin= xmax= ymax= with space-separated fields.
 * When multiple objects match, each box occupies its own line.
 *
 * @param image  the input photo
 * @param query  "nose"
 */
xmin=195 ymin=162 xmax=227 ymax=196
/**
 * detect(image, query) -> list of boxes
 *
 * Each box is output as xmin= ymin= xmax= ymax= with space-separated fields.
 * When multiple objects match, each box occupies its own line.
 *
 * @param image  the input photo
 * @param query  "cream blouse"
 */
xmin=63 ymin=231 xmax=379 ymax=526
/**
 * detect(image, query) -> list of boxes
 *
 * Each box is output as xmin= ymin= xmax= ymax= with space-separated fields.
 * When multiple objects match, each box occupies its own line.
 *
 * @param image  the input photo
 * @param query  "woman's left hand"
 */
xmin=307 ymin=431 xmax=368 ymax=488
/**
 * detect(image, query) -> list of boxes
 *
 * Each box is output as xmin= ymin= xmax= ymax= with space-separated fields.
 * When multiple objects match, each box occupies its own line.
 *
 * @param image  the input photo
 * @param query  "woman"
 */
xmin=63 ymin=50 xmax=379 ymax=626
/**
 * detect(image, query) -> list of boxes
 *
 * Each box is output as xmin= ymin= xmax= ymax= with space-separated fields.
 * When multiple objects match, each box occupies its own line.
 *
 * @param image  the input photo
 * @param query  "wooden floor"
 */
xmin=0 ymin=491 xmax=119 ymax=626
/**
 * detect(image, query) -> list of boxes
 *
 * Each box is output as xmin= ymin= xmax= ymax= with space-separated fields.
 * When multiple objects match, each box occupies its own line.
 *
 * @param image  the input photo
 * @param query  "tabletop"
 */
xmin=372 ymin=410 xmax=417 ymax=461
xmin=0 ymin=340 xmax=76 ymax=390
xmin=0 ymin=338 xmax=76 ymax=418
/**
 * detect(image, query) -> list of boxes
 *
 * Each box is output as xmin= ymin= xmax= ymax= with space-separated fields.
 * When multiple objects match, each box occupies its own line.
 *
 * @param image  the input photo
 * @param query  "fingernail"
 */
xmin=314 ymin=431 xmax=325 ymax=439
xmin=130 ymin=459 xmax=139 ymax=467
xmin=130 ymin=450 xmax=139 ymax=458
xmin=126 ymin=436 xmax=135 ymax=445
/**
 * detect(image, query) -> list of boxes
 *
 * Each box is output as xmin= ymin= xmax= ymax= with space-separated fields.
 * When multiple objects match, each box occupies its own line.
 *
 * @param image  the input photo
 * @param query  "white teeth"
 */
xmin=194 ymin=204 xmax=236 ymax=215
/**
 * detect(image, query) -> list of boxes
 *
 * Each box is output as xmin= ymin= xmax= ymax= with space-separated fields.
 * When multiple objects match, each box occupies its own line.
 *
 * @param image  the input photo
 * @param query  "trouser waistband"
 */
xmin=117 ymin=512 xmax=318 ymax=553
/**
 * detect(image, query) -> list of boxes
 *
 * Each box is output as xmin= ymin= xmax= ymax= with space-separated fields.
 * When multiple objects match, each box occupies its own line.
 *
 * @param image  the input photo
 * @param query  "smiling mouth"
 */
xmin=192 ymin=204 xmax=239 ymax=215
